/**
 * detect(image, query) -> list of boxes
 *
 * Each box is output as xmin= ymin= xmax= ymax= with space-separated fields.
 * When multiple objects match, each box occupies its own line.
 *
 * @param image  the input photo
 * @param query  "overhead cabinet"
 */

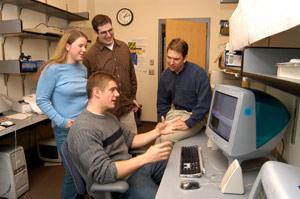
xmin=228 ymin=0 xmax=300 ymax=97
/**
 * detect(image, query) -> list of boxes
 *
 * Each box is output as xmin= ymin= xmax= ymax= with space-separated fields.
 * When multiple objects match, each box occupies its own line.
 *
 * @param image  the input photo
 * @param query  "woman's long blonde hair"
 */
xmin=36 ymin=29 xmax=88 ymax=78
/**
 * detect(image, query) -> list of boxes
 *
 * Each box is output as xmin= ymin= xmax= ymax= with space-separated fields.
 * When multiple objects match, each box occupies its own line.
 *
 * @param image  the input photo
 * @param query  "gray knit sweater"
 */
xmin=67 ymin=109 xmax=135 ymax=190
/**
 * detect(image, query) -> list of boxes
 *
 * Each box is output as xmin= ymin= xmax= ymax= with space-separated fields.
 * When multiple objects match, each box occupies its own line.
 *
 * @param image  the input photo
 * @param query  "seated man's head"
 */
xmin=87 ymin=72 xmax=119 ymax=111
xmin=167 ymin=38 xmax=188 ymax=73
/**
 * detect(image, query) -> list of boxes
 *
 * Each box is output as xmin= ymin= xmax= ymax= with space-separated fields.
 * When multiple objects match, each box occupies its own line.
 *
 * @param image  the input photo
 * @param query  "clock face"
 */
xmin=117 ymin=8 xmax=133 ymax=26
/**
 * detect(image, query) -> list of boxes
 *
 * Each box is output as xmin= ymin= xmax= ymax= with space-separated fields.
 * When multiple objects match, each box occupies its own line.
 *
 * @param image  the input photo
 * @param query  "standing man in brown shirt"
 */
xmin=83 ymin=14 xmax=139 ymax=134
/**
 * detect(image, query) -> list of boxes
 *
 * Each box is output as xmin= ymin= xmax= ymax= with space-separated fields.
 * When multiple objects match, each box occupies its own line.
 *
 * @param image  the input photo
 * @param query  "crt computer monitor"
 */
xmin=206 ymin=85 xmax=290 ymax=165
xmin=249 ymin=161 xmax=300 ymax=199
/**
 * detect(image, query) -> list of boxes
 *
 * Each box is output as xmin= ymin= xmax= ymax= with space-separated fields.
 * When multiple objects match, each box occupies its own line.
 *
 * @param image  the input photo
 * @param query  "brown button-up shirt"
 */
xmin=83 ymin=38 xmax=137 ymax=118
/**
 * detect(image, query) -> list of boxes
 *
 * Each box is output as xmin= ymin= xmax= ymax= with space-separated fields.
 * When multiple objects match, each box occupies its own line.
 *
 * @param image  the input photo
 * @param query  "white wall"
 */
xmin=263 ymin=86 xmax=300 ymax=166
xmin=91 ymin=0 xmax=237 ymax=121
xmin=284 ymin=101 xmax=300 ymax=166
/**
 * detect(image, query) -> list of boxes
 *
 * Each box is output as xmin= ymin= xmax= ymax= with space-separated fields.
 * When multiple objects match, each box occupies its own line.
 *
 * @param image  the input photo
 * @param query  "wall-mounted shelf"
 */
xmin=1 ymin=0 xmax=89 ymax=21
xmin=0 ymin=60 xmax=42 ymax=73
xmin=242 ymin=47 xmax=300 ymax=97
xmin=220 ymin=0 xmax=238 ymax=3
xmin=243 ymin=72 xmax=300 ymax=97
xmin=0 ymin=1 xmax=90 ymax=74
xmin=223 ymin=67 xmax=241 ymax=76
xmin=0 ymin=19 xmax=61 ymax=40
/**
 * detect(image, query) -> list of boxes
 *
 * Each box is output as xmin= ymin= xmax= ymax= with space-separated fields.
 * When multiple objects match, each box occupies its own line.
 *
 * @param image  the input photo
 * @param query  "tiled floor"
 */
xmin=20 ymin=121 xmax=156 ymax=199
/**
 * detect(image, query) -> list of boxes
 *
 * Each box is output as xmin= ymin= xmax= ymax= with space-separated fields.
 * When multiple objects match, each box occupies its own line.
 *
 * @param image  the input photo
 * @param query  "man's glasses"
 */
xmin=99 ymin=28 xmax=113 ymax=36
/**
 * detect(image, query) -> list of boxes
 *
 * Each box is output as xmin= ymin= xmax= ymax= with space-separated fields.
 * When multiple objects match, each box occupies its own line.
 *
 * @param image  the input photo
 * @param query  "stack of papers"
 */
xmin=6 ymin=113 xmax=32 ymax=120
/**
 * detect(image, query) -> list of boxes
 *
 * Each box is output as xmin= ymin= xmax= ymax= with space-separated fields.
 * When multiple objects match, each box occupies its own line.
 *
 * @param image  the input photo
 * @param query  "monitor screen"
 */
xmin=208 ymin=91 xmax=237 ymax=141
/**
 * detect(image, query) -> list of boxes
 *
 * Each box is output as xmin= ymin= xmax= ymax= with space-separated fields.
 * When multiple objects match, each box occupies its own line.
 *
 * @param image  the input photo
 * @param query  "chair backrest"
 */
xmin=61 ymin=141 xmax=130 ymax=199
xmin=60 ymin=141 xmax=86 ymax=195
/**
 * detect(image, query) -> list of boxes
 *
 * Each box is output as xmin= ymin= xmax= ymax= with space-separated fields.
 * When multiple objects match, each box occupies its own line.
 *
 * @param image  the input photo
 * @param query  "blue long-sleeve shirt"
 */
xmin=36 ymin=63 xmax=88 ymax=128
xmin=157 ymin=61 xmax=212 ymax=128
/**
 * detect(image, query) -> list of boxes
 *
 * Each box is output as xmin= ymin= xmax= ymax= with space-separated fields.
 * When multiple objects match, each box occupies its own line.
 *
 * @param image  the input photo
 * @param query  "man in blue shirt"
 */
xmin=157 ymin=38 xmax=212 ymax=143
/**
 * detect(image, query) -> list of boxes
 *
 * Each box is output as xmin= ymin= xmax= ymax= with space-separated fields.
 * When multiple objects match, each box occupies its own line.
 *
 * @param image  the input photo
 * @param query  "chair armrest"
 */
xmin=129 ymin=148 xmax=145 ymax=155
xmin=90 ymin=180 xmax=129 ymax=193
xmin=129 ymin=146 xmax=148 ymax=155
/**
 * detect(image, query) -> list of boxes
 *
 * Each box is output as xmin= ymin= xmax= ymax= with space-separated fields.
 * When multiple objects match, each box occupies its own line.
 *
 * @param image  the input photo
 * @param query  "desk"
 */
xmin=0 ymin=113 xmax=48 ymax=137
xmin=156 ymin=133 xmax=259 ymax=199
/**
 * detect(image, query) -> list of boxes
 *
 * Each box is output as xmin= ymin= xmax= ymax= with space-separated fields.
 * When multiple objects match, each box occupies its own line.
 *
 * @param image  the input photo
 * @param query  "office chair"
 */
xmin=60 ymin=141 xmax=129 ymax=199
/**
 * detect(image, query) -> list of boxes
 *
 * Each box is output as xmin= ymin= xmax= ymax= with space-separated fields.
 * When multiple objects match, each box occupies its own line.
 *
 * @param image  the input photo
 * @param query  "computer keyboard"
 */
xmin=180 ymin=145 xmax=205 ymax=178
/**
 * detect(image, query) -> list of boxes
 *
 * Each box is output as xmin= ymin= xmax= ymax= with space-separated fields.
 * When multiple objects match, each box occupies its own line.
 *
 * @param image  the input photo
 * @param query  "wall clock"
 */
xmin=116 ymin=8 xmax=134 ymax=26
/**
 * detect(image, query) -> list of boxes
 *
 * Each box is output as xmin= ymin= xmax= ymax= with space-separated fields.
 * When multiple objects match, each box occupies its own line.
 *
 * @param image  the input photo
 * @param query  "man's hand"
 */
xmin=156 ymin=116 xmax=178 ymax=135
xmin=144 ymin=141 xmax=173 ymax=163
xmin=173 ymin=118 xmax=189 ymax=130
xmin=115 ymin=141 xmax=173 ymax=179
xmin=132 ymin=100 xmax=140 ymax=112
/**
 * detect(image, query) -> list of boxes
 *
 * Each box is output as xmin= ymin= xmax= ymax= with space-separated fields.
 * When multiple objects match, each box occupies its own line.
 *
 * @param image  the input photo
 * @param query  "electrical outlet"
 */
xmin=148 ymin=69 xmax=155 ymax=75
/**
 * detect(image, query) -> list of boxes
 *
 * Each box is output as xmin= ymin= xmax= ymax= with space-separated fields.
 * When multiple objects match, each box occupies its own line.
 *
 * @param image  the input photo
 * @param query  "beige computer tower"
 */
xmin=0 ymin=145 xmax=29 ymax=199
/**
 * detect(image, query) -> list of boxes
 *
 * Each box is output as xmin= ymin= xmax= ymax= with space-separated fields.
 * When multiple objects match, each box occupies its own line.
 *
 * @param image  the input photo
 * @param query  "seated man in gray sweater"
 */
xmin=67 ymin=71 xmax=174 ymax=199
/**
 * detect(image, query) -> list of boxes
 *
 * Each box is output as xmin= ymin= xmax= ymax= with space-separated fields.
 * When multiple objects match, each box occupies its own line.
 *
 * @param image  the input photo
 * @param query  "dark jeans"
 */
xmin=120 ymin=160 xmax=168 ymax=199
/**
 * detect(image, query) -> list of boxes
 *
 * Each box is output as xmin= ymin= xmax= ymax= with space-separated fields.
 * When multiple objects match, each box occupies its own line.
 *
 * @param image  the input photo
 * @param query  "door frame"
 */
xmin=158 ymin=18 xmax=211 ymax=78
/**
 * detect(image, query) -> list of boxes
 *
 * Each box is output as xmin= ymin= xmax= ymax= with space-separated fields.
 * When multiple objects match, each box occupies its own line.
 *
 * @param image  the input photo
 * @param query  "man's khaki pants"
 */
xmin=156 ymin=109 xmax=205 ymax=143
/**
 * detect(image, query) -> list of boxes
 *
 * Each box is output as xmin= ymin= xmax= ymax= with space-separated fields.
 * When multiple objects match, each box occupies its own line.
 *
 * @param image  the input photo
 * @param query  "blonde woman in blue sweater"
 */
xmin=36 ymin=29 xmax=88 ymax=199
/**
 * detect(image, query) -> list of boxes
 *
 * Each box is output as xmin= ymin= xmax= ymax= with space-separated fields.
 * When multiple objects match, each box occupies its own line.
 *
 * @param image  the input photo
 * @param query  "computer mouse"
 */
xmin=180 ymin=180 xmax=200 ymax=190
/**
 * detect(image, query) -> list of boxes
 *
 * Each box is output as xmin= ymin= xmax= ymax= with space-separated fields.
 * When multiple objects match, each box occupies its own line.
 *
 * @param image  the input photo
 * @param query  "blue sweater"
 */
xmin=36 ymin=63 xmax=88 ymax=128
xmin=157 ymin=61 xmax=212 ymax=128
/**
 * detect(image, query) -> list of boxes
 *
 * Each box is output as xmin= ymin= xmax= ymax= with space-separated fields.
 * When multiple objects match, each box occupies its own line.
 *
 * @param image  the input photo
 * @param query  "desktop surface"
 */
xmin=0 ymin=112 xmax=48 ymax=137
xmin=156 ymin=132 xmax=259 ymax=199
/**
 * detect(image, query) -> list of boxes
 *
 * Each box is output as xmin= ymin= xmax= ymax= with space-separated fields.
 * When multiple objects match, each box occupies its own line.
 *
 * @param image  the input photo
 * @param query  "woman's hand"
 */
xmin=132 ymin=100 xmax=141 ymax=112
xmin=65 ymin=119 xmax=74 ymax=128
